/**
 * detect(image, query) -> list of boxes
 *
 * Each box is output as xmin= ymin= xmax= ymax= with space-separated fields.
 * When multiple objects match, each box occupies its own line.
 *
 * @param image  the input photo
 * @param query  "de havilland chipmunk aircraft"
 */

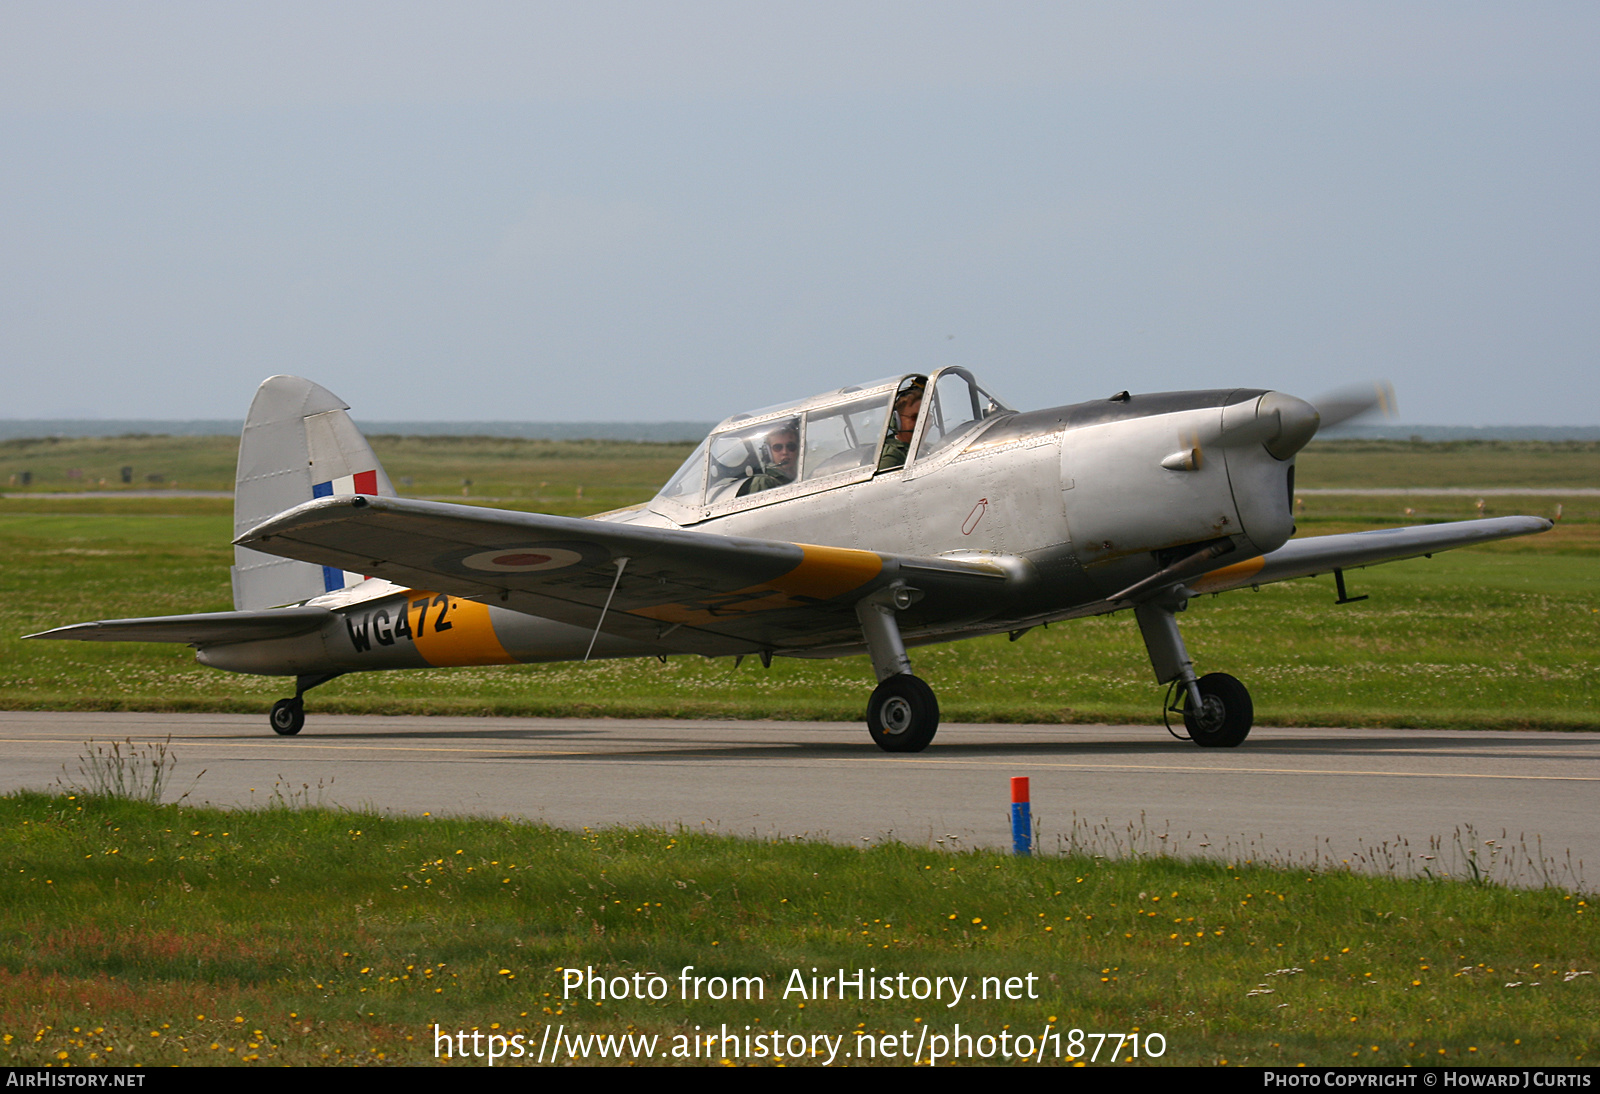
xmin=30 ymin=370 xmax=1550 ymax=752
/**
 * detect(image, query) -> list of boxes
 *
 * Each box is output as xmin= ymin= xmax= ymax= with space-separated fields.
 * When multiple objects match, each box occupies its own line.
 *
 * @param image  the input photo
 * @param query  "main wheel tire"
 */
xmin=1183 ymin=672 xmax=1252 ymax=747
xmin=270 ymin=698 xmax=305 ymax=736
xmin=866 ymin=674 xmax=940 ymax=753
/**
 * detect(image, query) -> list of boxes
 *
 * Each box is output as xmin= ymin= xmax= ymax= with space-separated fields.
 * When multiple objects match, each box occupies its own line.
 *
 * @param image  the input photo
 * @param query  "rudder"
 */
xmin=231 ymin=376 xmax=398 ymax=610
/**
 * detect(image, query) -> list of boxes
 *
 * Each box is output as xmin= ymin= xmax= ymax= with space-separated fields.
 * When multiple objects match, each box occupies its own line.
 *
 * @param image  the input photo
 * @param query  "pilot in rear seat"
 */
xmin=877 ymin=376 xmax=925 ymax=471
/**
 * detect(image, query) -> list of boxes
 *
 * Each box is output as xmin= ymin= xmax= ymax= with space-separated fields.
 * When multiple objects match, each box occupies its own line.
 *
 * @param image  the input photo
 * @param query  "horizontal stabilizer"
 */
xmin=1190 ymin=516 xmax=1553 ymax=595
xmin=26 ymin=607 xmax=334 ymax=646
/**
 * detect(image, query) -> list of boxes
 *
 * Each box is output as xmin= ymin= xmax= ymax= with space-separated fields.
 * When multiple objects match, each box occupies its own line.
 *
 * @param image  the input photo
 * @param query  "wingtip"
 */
xmin=235 ymin=493 xmax=373 ymax=548
xmin=22 ymin=623 xmax=90 ymax=641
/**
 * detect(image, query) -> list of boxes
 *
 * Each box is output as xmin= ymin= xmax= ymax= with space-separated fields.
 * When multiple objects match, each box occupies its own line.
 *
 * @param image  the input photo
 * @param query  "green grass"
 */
xmin=1296 ymin=439 xmax=1600 ymax=490
xmin=6 ymin=434 xmax=1595 ymax=510
xmin=1 ymin=793 xmax=1594 ymax=1067
xmin=3 ymin=440 xmax=1597 ymax=1068
xmin=0 ymin=434 xmax=237 ymax=492
xmin=0 ymin=433 xmax=693 ymax=514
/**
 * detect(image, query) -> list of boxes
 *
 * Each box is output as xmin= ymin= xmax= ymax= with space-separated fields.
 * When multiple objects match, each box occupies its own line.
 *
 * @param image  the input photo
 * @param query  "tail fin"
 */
xmin=231 ymin=376 xmax=398 ymax=610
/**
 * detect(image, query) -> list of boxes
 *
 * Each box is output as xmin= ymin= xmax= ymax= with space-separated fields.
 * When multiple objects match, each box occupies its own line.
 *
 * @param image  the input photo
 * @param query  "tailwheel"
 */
xmin=1183 ymin=672 xmax=1253 ymax=748
xmin=266 ymin=672 xmax=342 ymax=736
xmin=270 ymin=697 xmax=305 ymax=736
xmin=866 ymin=674 xmax=940 ymax=753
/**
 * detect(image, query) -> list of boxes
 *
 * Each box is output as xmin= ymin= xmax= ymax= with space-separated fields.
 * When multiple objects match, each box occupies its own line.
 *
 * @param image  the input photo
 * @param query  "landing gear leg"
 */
xmin=856 ymin=588 xmax=939 ymax=752
xmin=1135 ymin=594 xmax=1252 ymax=748
xmin=269 ymin=672 xmax=343 ymax=737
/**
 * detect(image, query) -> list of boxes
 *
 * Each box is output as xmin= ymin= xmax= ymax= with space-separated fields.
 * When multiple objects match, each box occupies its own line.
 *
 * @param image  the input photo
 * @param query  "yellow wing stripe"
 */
xmin=632 ymin=544 xmax=883 ymax=627
xmin=1189 ymin=555 xmax=1266 ymax=594
xmin=773 ymin=544 xmax=886 ymax=599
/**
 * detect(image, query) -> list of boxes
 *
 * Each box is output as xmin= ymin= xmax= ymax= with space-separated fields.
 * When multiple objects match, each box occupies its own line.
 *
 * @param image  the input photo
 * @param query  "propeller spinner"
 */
xmin=1175 ymin=381 xmax=1396 ymax=468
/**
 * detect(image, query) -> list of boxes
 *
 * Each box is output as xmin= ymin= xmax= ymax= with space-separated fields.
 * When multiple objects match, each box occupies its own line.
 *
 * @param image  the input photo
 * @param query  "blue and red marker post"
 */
xmin=1010 ymin=776 xmax=1032 ymax=856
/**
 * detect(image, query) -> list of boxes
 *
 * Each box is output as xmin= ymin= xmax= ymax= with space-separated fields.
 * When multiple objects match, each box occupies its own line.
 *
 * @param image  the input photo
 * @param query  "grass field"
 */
xmin=1 ymin=433 xmax=693 ymax=514
xmin=1 ymin=439 xmax=1595 ymax=729
xmin=1 ymin=792 xmax=1595 ymax=1068
xmin=4 ymin=433 xmax=1597 ymax=509
xmin=1297 ymin=439 xmax=1600 ymax=490
xmin=1 ymin=439 xmax=1596 ymax=1068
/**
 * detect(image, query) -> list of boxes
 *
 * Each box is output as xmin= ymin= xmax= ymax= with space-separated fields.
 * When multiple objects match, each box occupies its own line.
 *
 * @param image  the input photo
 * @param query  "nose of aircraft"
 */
xmin=1258 ymin=391 xmax=1321 ymax=460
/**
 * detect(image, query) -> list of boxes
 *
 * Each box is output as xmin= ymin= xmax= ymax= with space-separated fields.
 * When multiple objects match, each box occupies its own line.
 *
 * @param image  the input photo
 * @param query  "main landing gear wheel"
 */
xmin=1183 ymin=672 xmax=1253 ymax=748
xmin=867 ymin=674 xmax=940 ymax=753
xmin=270 ymin=698 xmax=305 ymax=737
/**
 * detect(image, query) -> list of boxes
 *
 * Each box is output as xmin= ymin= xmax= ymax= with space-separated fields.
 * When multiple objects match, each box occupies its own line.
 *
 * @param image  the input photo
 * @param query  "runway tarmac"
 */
xmin=4 ymin=711 xmax=1596 ymax=887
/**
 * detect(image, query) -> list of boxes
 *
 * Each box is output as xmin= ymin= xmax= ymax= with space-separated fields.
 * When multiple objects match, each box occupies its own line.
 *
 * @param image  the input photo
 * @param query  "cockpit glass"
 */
xmin=656 ymin=437 xmax=708 ymax=502
xmin=916 ymin=370 xmax=1011 ymax=461
xmin=705 ymin=420 xmax=801 ymax=503
xmin=654 ymin=372 xmax=973 ymax=510
xmin=801 ymin=391 xmax=893 ymax=481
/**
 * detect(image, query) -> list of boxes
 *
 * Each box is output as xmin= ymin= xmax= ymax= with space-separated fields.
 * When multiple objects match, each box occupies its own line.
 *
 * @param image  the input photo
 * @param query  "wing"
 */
xmin=1188 ymin=516 xmax=1553 ymax=595
xmin=26 ymin=607 xmax=334 ymax=645
xmin=236 ymin=495 xmax=1030 ymax=655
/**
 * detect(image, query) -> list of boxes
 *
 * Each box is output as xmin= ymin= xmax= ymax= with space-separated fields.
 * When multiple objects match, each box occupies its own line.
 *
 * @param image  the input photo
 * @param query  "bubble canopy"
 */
xmin=651 ymin=368 xmax=1011 ymax=519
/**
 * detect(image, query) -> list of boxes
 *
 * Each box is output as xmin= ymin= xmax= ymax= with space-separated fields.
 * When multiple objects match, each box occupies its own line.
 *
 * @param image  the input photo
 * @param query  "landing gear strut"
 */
xmin=269 ymin=672 xmax=343 ymax=736
xmin=1137 ymin=593 xmax=1253 ymax=748
xmin=857 ymin=586 xmax=939 ymax=753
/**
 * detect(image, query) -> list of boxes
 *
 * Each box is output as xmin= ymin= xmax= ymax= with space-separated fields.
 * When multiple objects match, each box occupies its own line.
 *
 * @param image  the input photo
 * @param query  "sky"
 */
xmin=2 ymin=2 xmax=1596 ymax=425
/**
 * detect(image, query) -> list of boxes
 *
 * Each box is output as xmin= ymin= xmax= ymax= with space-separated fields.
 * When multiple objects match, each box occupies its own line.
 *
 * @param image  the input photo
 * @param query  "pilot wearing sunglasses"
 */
xmin=745 ymin=419 xmax=801 ymax=494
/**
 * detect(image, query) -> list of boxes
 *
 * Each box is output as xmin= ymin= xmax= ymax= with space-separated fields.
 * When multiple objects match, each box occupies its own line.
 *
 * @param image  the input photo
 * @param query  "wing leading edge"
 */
xmin=1188 ymin=516 xmax=1553 ymax=596
xmin=236 ymin=495 xmax=1031 ymax=655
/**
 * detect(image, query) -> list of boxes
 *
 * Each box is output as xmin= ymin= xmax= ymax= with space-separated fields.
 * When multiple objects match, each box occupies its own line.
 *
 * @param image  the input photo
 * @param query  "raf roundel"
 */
xmin=429 ymin=540 xmax=611 ymax=578
xmin=460 ymin=547 xmax=588 ymax=573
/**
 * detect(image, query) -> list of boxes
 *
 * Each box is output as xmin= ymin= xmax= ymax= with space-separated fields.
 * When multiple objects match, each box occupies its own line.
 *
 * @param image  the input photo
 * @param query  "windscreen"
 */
xmin=655 ymin=437 xmax=708 ymax=503
xmin=916 ymin=370 xmax=1010 ymax=461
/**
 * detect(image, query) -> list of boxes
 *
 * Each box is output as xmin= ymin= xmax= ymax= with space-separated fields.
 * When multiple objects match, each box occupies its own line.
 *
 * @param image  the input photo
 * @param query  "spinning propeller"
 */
xmin=1165 ymin=381 xmax=1396 ymax=470
xmin=1309 ymin=380 xmax=1398 ymax=433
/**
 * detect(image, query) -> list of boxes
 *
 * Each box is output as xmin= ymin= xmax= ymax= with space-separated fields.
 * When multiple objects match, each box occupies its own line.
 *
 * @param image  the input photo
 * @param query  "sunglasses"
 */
xmin=770 ymin=442 xmax=798 ymax=453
